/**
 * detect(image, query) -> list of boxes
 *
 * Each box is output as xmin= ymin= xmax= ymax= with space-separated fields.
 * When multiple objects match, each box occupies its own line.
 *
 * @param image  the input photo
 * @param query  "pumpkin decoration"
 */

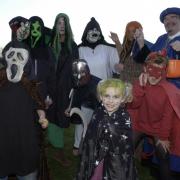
xmin=167 ymin=59 xmax=180 ymax=78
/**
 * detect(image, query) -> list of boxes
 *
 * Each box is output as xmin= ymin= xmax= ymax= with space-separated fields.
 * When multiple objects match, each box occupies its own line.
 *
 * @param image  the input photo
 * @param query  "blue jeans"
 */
xmin=0 ymin=170 xmax=37 ymax=180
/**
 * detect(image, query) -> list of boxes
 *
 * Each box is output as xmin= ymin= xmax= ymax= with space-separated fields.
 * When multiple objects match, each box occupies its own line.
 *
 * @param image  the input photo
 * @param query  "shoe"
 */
xmin=53 ymin=151 xmax=72 ymax=167
xmin=72 ymin=147 xmax=79 ymax=156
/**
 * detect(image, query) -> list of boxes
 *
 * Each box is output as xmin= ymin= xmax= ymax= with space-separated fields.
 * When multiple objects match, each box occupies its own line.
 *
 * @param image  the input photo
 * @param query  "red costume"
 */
xmin=128 ymin=80 xmax=180 ymax=156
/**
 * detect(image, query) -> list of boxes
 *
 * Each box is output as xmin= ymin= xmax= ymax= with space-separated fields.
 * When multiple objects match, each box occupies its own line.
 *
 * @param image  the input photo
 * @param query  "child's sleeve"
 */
xmin=127 ymin=81 xmax=145 ymax=109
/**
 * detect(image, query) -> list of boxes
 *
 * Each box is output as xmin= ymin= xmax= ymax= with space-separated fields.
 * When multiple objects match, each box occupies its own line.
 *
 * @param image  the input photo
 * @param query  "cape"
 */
xmin=160 ymin=81 xmax=180 ymax=155
xmin=76 ymin=106 xmax=137 ymax=180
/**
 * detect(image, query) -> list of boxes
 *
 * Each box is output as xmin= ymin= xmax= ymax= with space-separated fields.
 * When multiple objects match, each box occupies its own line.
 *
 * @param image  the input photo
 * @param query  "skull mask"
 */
xmin=5 ymin=47 xmax=29 ymax=83
xmin=72 ymin=59 xmax=90 ymax=87
xmin=86 ymin=28 xmax=101 ymax=43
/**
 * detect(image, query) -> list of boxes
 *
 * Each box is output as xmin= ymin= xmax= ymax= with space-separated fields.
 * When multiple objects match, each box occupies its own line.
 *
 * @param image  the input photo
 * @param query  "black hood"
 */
xmin=79 ymin=17 xmax=111 ymax=49
xmin=28 ymin=16 xmax=45 ymax=48
xmin=9 ymin=16 xmax=28 ymax=41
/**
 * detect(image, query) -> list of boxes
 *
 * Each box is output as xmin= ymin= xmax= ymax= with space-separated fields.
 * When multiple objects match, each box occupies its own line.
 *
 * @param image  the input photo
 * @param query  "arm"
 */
xmin=133 ymin=44 xmax=151 ymax=63
xmin=37 ymin=109 xmax=48 ymax=129
xmin=109 ymin=32 xmax=123 ymax=56
xmin=45 ymin=48 xmax=56 ymax=109
xmin=127 ymin=81 xmax=145 ymax=109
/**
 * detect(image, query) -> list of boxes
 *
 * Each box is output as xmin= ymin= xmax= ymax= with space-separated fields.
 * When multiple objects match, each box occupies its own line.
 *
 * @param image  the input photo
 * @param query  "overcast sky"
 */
xmin=0 ymin=0 xmax=179 ymax=48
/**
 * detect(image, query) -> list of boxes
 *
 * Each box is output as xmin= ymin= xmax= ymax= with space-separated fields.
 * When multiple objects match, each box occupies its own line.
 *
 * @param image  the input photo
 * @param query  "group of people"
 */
xmin=0 ymin=5 xmax=180 ymax=180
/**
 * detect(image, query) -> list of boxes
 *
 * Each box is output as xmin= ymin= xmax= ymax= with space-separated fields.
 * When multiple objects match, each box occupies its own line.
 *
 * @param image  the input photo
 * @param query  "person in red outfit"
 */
xmin=128 ymin=51 xmax=180 ymax=180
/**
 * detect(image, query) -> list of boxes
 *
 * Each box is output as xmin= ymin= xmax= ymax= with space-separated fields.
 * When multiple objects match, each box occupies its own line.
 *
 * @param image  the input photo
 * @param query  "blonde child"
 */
xmin=76 ymin=78 xmax=137 ymax=180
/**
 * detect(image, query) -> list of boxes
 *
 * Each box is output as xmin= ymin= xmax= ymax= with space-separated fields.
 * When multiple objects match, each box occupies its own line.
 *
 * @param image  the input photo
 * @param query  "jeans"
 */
xmin=0 ymin=170 xmax=37 ymax=180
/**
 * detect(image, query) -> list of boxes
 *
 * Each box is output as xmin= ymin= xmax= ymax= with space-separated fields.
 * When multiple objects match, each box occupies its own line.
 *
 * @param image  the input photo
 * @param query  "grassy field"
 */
xmin=46 ymin=125 xmax=156 ymax=180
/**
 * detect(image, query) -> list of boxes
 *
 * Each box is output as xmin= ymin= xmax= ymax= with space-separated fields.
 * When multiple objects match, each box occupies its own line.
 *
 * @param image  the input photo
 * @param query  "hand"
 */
xmin=170 ymin=40 xmax=180 ymax=52
xmin=156 ymin=139 xmax=170 ymax=153
xmin=114 ymin=63 xmax=124 ymax=72
xmin=109 ymin=32 xmax=120 ymax=43
xmin=134 ymin=28 xmax=144 ymax=49
xmin=64 ymin=108 xmax=71 ymax=117
xmin=124 ymin=82 xmax=133 ymax=103
xmin=39 ymin=118 xmax=49 ymax=129
xmin=139 ymin=73 xmax=148 ymax=86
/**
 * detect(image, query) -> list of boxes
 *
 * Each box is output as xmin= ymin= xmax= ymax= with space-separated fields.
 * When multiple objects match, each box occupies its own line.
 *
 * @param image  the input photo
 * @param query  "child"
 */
xmin=76 ymin=78 xmax=137 ymax=180
xmin=128 ymin=51 xmax=180 ymax=180
xmin=0 ymin=40 xmax=48 ymax=180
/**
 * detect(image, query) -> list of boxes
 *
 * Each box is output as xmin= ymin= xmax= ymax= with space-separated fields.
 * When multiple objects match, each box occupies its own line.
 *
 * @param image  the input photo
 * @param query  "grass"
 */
xmin=47 ymin=125 xmax=155 ymax=180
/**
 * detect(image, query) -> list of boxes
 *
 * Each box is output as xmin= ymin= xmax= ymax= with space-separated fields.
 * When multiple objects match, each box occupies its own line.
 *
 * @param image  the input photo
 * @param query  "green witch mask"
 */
xmin=31 ymin=21 xmax=42 ymax=48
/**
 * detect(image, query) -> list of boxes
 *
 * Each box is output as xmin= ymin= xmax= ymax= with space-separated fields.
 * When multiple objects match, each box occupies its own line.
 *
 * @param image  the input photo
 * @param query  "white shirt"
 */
xmin=78 ymin=44 xmax=119 ymax=79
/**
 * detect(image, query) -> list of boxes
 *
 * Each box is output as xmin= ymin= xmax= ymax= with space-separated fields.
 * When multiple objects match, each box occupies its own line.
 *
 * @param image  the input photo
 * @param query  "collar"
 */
xmin=168 ymin=31 xmax=180 ymax=40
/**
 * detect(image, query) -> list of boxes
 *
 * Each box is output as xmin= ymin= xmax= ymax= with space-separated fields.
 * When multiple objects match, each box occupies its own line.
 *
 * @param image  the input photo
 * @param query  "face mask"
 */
xmin=86 ymin=28 xmax=101 ymax=43
xmin=31 ymin=21 xmax=42 ymax=48
xmin=146 ymin=64 xmax=167 ymax=80
xmin=16 ymin=21 xmax=30 ymax=41
xmin=72 ymin=59 xmax=90 ymax=87
xmin=5 ymin=47 xmax=29 ymax=83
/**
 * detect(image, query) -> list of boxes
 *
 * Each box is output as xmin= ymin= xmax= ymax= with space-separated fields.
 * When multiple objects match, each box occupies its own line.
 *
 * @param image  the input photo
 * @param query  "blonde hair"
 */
xmin=97 ymin=78 xmax=133 ymax=103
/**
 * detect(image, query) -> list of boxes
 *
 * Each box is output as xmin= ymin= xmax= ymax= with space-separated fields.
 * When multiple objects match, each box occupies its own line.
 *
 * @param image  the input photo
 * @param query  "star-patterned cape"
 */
xmin=76 ymin=105 xmax=138 ymax=180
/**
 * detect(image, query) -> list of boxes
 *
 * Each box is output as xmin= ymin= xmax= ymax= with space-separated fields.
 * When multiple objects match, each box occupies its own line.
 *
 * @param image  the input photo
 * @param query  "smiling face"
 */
xmin=163 ymin=14 xmax=180 ymax=36
xmin=100 ymin=87 xmax=122 ymax=115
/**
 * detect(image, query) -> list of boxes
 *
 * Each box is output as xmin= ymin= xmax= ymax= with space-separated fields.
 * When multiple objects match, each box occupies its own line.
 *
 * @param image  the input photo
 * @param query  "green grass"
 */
xmin=47 ymin=125 xmax=155 ymax=180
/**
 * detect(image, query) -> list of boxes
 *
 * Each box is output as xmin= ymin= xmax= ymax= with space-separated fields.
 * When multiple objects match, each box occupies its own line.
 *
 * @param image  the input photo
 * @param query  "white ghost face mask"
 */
xmin=86 ymin=28 xmax=101 ymax=43
xmin=5 ymin=47 xmax=29 ymax=83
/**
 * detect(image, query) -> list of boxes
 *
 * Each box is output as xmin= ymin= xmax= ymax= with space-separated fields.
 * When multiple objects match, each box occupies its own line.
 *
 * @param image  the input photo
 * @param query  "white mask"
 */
xmin=5 ymin=47 xmax=29 ymax=83
xmin=86 ymin=28 xmax=101 ymax=43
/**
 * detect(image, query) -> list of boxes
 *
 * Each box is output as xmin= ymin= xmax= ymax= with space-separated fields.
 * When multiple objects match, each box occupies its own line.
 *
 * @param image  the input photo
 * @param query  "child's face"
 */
xmin=100 ymin=87 xmax=122 ymax=115
xmin=145 ymin=63 xmax=164 ymax=85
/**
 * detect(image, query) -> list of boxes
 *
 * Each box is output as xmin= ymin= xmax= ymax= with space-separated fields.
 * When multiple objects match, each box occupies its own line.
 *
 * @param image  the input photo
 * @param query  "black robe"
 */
xmin=76 ymin=106 xmax=138 ymax=180
xmin=0 ymin=82 xmax=40 ymax=177
xmin=48 ymin=41 xmax=79 ymax=128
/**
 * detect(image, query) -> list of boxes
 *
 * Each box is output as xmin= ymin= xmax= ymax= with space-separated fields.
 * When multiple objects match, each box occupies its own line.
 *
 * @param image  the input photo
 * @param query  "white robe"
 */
xmin=78 ymin=44 xmax=119 ymax=79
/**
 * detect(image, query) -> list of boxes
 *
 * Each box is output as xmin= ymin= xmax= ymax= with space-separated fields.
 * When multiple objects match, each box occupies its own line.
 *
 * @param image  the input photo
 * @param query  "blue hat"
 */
xmin=160 ymin=7 xmax=180 ymax=23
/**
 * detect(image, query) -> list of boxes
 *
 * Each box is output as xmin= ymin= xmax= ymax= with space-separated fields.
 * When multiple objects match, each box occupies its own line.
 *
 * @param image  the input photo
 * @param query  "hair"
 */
xmin=120 ymin=21 xmax=142 ymax=62
xmin=145 ymin=51 xmax=168 ymax=66
xmin=50 ymin=13 xmax=74 ymax=60
xmin=97 ymin=78 xmax=133 ymax=103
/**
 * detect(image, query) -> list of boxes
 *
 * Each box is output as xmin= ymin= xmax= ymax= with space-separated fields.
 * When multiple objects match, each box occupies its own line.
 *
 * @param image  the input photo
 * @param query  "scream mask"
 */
xmin=5 ymin=47 xmax=29 ymax=83
xmin=72 ymin=59 xmax=90 ymax=87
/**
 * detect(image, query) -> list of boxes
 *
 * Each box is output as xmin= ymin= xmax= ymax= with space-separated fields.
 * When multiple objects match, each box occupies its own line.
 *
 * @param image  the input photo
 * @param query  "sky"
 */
xmin=0 ymin=0 xmax=179 ymax=48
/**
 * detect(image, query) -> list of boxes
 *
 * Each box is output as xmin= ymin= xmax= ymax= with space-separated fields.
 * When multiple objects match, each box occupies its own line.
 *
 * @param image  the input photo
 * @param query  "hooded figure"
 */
xmin=28 ymin=16 xmax=56 ymax=100
xmin=0 ymin=40 xmax=46 ymax=178
xmin=9 ymin=16 xmax=30 ymax=42
xmin=73 ymin=17 xmax=119 ymax=155
xmin=79 ymin=17 xmax=111 ymax=49
xmin=47 ymin=13 xmax=79 ymax=167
